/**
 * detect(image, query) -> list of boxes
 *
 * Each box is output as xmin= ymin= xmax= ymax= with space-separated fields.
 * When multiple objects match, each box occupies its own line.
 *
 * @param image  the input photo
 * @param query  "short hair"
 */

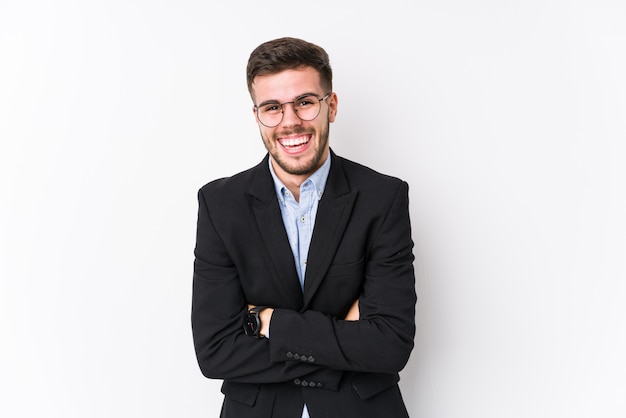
xmin=246 ymin=37 xmax=333 ymax=99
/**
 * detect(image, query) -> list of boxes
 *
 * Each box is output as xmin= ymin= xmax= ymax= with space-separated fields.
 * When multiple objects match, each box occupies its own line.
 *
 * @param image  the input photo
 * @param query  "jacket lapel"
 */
xmin=303 ymin=152 xmax=357 ymax=307
xmin=245 ymin=156 xmax=303 ymax=306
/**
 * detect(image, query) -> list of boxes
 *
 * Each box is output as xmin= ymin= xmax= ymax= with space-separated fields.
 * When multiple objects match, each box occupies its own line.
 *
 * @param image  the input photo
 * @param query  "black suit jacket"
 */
xmin=192 ymin=150 xmax=416 ymax=418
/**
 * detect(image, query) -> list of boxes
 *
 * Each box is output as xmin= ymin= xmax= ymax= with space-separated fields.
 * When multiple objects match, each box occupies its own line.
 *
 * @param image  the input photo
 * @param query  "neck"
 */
xmin=271 ymin=160 xmax=306 ymax=201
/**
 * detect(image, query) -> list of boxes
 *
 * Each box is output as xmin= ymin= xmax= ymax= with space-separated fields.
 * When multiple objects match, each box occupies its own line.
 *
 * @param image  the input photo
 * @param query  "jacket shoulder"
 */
xmin=198 ymin=161 xmax=263 ymax=198
xmin=337 ymin=155 xmax=407 ymax=189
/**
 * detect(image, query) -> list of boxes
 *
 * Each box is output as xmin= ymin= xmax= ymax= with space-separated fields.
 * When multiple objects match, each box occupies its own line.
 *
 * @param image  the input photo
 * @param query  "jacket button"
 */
xmin=308 ymin=356 xmax=315 ymax=362
xmin=293 ymin=353 xmax=300 ymax=360
xmin=316 ymin=382 xmax=323 ymax=388
xmin=301 ymin=380 xmax=308 ymax=387
xmin=293 ymin=379 xmax=301 ymax=385
xmin=308 ymin=381 xmax=316 ymax=388
xmin=286 ymin=352 xmax=294 ymax=359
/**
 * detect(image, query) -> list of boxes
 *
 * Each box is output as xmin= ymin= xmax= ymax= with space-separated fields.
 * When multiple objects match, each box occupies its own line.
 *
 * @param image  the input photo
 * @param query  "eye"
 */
xmin=296 ymin=97 xmax=316 ymax=108
xmin=261 ymin=104 xmax=281 ymax=113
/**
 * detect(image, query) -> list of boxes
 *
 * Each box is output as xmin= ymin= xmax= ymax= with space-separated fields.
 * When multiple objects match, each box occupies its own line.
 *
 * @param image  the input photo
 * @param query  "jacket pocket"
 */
xmin=351 ymin=372 xmax=400 ymax=400
xmin=221 ymin=381 xmax=259 ymax=406
xmin=312 ymin=257 xmax=366 ymax=317
xmin=326 ymin=256 xmax=365 ymax=278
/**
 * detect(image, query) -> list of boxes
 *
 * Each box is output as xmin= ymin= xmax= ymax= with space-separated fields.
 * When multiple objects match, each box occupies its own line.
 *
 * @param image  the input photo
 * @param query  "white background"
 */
xmin=1 ymin=1 xmax=625 ymax=417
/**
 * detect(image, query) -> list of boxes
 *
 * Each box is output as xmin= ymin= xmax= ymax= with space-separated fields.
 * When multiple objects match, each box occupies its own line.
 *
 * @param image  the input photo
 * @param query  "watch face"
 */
xmin=243 ymin=312 xmax=259 ymax=336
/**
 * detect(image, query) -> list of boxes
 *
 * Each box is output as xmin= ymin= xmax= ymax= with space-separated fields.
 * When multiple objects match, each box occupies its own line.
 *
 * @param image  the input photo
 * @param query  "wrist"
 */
xmin=243 ymin=306 xmax=273 ymax=338
xmin=259 ymin=308 xmax=274 ymax=337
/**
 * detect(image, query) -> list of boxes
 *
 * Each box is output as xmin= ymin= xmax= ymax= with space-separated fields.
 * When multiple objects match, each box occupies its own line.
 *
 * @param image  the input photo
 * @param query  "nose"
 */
xmin=280 ymin=102 xmax=302 ymax=127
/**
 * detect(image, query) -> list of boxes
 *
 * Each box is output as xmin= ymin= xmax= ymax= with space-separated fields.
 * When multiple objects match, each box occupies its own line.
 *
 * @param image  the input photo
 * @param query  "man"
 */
xmin=192 ymin=37 xmax=416 ymax=418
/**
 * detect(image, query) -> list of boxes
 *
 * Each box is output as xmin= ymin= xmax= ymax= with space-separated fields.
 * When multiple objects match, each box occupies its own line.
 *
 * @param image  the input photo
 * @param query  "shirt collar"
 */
xmin=268 ymin=153 xmax=331 ymax=202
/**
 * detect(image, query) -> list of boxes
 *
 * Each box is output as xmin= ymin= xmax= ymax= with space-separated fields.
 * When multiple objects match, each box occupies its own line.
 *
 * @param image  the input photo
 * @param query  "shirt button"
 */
xmin=300 ymin=216 xmax=305 ymax=222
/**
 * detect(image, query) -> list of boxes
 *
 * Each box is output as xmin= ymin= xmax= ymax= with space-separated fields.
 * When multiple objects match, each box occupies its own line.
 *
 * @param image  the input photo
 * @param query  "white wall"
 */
xmin=1 ymin=1 xmax=624 ymax=417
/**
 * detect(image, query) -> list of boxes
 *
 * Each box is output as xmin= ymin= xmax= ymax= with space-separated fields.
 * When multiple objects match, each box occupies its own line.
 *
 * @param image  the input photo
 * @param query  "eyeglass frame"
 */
xmin=254 ymin=93 xmax=332 ymax=128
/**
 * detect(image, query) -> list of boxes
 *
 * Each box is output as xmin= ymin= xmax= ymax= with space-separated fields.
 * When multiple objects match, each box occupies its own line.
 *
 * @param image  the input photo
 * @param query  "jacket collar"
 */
xmin=247 ymin=149 xmax=351 ymax=200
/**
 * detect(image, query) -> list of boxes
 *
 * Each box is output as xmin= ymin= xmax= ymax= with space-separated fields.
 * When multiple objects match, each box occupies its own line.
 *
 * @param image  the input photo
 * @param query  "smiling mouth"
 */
xmin=278 ymin=135 xmax=310 ymax=150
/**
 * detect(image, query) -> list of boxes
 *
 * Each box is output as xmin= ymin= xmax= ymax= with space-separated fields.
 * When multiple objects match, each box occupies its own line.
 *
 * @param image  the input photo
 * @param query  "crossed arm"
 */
xmin=192 ymin=181 xmax=416 ymax=383
xmin=249 ymin=298 xmax=360 ymax=337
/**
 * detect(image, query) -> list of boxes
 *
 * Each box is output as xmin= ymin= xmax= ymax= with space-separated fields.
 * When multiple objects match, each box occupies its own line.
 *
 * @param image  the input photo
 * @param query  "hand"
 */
xmin=344 ymin=299 xmax=360 ymax=321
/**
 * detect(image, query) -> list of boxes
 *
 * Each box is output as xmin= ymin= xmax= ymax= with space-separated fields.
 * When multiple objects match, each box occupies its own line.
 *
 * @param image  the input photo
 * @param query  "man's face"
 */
xmin=251 ymin=67 xmax=337 ymax=181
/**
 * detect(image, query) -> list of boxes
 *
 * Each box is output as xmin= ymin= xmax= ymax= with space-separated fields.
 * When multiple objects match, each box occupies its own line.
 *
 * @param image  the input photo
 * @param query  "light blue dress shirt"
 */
xmin=268 ymin=153 xmax=331 ymax=418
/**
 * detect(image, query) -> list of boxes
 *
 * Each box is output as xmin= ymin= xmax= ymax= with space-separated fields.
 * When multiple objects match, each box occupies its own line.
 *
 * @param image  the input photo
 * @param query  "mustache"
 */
xmin=273 ymin=126 xmax=312 ymax=139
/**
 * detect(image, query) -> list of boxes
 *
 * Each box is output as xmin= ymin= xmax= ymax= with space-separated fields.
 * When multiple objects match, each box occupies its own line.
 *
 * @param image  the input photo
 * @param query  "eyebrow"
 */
xmin=257 ymin=92 xmax=320 ymax=108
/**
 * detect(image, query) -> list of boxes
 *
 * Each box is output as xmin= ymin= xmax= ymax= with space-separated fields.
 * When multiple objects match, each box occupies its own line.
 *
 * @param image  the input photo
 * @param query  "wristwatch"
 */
xmin=243 ymin=306 xmax=269 ymax=338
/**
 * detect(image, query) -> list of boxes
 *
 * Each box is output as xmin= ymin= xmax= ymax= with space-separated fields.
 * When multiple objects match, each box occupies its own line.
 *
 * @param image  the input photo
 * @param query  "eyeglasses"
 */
xmin=254 ymin=93 xmax=331 ymax=128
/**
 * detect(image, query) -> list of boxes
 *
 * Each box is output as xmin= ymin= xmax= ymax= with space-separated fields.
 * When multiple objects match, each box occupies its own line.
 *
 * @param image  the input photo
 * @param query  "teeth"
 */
xmin=280 ymin=136 xmax=309 ymax=147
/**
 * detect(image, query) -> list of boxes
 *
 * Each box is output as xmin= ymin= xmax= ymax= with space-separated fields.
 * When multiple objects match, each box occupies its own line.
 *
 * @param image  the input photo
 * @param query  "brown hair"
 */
xmin=246 ymin=37 xmax=333 ymax=100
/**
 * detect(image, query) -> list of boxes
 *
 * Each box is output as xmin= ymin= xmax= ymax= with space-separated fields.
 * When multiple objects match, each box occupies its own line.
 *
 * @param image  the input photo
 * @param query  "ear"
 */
xmin=327 ymin=92 xmax=338 ymax=123
xmin=252 ymin=106 xmax=259 ymax=124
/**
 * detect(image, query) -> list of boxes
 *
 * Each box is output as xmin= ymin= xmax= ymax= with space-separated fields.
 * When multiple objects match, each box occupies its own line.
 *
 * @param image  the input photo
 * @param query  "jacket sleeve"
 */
xmin=267 ymin=181 xmax=416 ymax=374
xmin=191 ymin=187 xmax=341 ymax=386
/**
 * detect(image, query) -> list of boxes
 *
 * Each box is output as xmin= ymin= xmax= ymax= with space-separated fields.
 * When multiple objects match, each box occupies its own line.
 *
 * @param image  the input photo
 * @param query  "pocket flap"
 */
xmin=220 ymin=381 xmax=259 ymax=406
xmin=351 ymin=372 xmax=400 ymax=400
